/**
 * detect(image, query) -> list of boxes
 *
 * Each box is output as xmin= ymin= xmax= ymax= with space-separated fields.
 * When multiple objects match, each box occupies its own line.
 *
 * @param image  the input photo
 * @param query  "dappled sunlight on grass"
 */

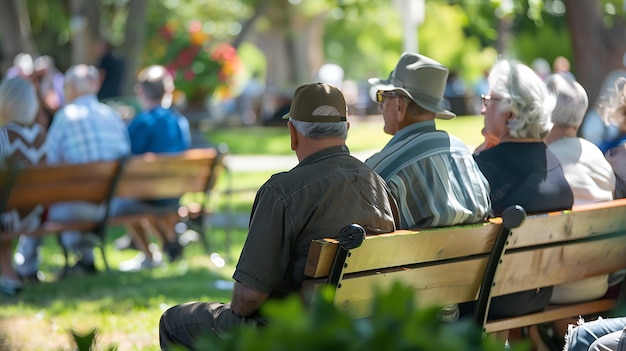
xmin=0 ymin=230 xmax=244 ymax=350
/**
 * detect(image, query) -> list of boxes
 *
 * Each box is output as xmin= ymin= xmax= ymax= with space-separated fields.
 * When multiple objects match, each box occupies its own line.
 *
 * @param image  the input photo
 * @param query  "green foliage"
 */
xmin=322 ymin=1 xmax=498 ymax=84
xmin=193 ymin=283 xmax=527 ymax=351
xmin=510 ymin=21 xmax=572 ymax=67
xmin=69 ymin=328 xmax=118 ymax=351
xmin=420 ymin=2 xmax=498 ymax=83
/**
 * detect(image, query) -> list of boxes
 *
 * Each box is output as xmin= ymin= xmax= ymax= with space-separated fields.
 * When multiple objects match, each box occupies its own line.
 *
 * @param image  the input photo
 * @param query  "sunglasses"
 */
xmin=376 ymin=90 xmax=403 ymax=104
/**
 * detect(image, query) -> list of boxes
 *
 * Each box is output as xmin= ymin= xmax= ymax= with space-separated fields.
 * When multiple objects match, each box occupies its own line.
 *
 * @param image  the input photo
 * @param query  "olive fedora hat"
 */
xmin=368 ymin=53 xmax=455 ymax=120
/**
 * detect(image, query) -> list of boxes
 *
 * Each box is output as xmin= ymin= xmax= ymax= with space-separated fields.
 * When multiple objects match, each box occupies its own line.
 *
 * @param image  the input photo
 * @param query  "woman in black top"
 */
xmin=471 ymin=59 xmax=574 ymax=319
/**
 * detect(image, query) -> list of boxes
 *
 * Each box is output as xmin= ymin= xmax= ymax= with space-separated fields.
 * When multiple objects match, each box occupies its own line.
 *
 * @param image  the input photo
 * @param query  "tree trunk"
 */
xmin=119 ymin=0 xmax=149 ymax=96
xmin=70 ymin=0 xmax=101 ymax=65
xmin=565 ymin=0 xmax=626 ymax=105
xmin=0 ymin=0 xmax=37 ymax=72
xmin=290 ymin=12 xmax=326 ymax=85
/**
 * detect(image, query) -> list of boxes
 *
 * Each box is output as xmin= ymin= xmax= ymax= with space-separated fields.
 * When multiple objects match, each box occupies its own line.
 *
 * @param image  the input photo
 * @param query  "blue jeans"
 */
xmin=565 ymin=317 xmax=626 ymax=351
xmin=589 ymin=328 xmax=626 ymax=351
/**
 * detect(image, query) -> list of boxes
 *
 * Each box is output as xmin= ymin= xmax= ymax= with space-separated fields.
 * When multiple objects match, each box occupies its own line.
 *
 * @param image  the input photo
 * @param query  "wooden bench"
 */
xmin=108 ymin=147 xmax=225 ymax=253
xmin=303 ymin=199 xmax=626 ymax=336
xmin=0 ymin=160 xmax=123 ymax=270
xmin=0 ymin=147 xmax=225 ymax=272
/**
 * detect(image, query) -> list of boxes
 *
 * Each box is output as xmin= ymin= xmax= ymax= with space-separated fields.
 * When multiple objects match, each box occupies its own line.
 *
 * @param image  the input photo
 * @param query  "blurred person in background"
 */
xmin=0 ymin=77 xmax=47 ymax=294
xmin=96 ymin=39 xmax=125 ymax=101
xmin=540 ymin=72 xmax=616 ymax=349
xmin=33 ymin=55 xmax=64 ymax=124
xmin=5 ymin=53 xmax=55 ymax=128
xmin=15 ymin=64 xmax=130 ymax=278
xmin=113 ymin=64 xmax=191 ymax=272
xmin=600 ymin=77 xmax=626 ymax=198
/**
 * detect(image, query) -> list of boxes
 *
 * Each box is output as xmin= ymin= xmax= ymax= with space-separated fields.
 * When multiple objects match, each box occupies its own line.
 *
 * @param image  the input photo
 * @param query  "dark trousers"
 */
xmin=459 ymin=287 xmax=554 ymax=320
xmin=159 ymin=301 xmax=265 ymax=350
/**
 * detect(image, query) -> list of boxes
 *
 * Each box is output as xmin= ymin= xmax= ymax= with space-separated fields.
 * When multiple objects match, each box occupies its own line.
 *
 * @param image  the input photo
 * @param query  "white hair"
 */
xmin=545 ymin=73 xmax=588 ymax=128
xmin=64 ymin=64 xmax=100 ymax=96
xmin=0 ymin=77 xmax=39 ymax=126
xmin=488 ymin=59 xmax=555 ymax=139
xmin=289 ymin=118 xmax=348 ymax=139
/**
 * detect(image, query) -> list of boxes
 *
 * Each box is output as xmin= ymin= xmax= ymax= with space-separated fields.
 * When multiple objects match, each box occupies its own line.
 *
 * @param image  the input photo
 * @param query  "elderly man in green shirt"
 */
xmin=159 ymin=82 xmax=399 ymax=350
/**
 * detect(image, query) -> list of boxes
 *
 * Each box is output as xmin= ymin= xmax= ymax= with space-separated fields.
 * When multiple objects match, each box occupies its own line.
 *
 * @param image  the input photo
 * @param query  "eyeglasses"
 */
xmin=376 ymin=90 xmax=402 ymax=104
xmin=481 ymin=94 xmax=502 ymax=107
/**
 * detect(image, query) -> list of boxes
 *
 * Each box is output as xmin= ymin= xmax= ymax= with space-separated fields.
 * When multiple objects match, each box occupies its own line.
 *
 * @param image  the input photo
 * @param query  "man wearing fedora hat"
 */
xmin=366 ymin=53 xmax=491 ymax=230
xmin=159 ymin=82 xmax=399 ymax=349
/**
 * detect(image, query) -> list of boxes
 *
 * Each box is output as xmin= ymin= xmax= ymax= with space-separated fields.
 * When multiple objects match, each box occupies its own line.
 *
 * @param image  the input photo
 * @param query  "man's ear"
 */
xmin=396 ymin=98 xmax=407 ymax=122
xmin=508 ymin=111 xmax=515 ymax=120
xmin=288 ymin=121 xmax=298 ymax=151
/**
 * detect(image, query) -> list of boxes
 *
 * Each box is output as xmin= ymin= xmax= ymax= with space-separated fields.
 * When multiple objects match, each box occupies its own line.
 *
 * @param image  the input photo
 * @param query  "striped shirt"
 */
xmin=0 ymin=122 xmax=47 ymax=232
xmin=45 ymin=94 xmax=130 ymax=164
xmin=365 ymin=120 xmax=491 ymax=229
xmin=0 ymin=122 xmax=47 ymax=166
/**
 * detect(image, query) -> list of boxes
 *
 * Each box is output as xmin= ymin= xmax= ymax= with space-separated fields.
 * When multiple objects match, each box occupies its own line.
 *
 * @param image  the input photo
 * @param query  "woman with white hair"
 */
xmin=0 ymin=77 xmax=47 ymax=295
xmin=602 ymin=77 xmax=626 ymax=198
xmin=545 ymin=72 xmax=615 ymax=208
xmin=470 ymin=59 xmax=574 ymax=319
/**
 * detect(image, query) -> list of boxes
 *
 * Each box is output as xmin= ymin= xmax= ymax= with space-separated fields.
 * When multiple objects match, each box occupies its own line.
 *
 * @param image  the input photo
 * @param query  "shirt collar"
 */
xmin=386 ymin=119 xmax=436 ymax=148
xmin=297 ymin=145 xmax=350 ymax=167
xmin=71 ymin=94 xmax=99 ymax=105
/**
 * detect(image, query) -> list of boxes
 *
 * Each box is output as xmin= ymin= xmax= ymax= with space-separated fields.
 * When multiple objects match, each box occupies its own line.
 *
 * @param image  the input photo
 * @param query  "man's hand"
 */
xmin=231 ymin=281 xmax=270 ymax=317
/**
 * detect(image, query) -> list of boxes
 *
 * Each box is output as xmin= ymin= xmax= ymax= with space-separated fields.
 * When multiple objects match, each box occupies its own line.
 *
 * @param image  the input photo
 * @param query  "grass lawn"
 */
xmin=0 ymin=114 xmax=485 ymax=350
xmin=207 ymin=114 xmax=484 ymax=155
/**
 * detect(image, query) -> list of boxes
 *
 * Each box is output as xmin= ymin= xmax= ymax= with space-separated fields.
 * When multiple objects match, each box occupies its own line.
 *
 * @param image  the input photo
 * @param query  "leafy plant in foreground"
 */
xmin=192 ymin=283 xmax=530 ymax=351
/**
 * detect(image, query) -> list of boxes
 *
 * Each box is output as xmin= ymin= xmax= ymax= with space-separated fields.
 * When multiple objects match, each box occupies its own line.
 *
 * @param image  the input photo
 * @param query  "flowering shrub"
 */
xmin=146 ymin=20 xmax=243 ymax=103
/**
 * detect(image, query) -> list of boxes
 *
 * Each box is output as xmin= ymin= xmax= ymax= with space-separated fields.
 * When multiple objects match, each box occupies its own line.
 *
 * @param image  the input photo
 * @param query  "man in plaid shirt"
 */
xmin=15 ymin=64 xmax=130 ymax=279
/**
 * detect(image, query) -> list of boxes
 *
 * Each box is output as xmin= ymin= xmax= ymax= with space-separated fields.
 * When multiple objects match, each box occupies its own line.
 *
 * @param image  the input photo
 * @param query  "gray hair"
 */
xmin=600 ymin=77 xmax=626 ymax=127
xmin=137 ymin=65 xmax=174 ymax=101
xmin=0 ymin=77 xmax=39 ymax=126
xmin=289 ymin=118 xmax=348 ymax=139
xmin=64 ymin=64 xmax=100 ymax=96
xmin=545 ymin=73 xmax=588 ymax=128
xmin=488 ymin=59 xmax=555 ymax=139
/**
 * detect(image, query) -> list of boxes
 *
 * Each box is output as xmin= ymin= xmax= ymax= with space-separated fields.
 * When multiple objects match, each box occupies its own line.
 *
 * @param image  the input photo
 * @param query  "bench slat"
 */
xmin=305 ymin=222 xmax=499 ymax=278
xmin=114 ymin=150 xmax=216 ymax=200
xmin=491 ymin=236 xmax=626 ymax=296
xmin=484 ymin=299 xmax=617 ymax=333
xmin=7 ymin=161 xmax=119 ymax=209
xmin=507 ymin=199 xmax=626 ymax=249
xmin=333 ymin=258 xmax=488 ymax=318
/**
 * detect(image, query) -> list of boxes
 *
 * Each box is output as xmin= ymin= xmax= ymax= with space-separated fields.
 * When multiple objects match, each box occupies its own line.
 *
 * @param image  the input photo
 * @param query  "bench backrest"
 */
xmin=303 ymin=199 xmax=626 ymax=327
xmin=490 ymin=200 xmax=626 ymax=296
xmin=113 ymin=148 xmax=218 ymax=200
xmin=5 ymin=160 xmax=122 ymax=212
xmin=304 ymin=222 xmax=501 ymax=314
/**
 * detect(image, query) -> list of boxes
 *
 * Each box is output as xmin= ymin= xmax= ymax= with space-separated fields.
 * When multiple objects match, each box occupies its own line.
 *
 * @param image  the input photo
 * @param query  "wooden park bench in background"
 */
xmin=303 ymin=199 xmax=626 ymax=337
xmin=0 ymin=160 xmax=123 ymax=271
xmin=108 ymin=147 xmax=226 ymax=254
xmin=0 ymin=147 xmax=226 ymax=273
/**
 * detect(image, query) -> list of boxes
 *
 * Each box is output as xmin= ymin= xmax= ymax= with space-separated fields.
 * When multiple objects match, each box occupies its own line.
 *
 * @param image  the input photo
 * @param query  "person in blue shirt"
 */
xmin=128 ymin=66 xmax=191 ymax=154
xmin=114 ymin=65 xmax=191 ymax=272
